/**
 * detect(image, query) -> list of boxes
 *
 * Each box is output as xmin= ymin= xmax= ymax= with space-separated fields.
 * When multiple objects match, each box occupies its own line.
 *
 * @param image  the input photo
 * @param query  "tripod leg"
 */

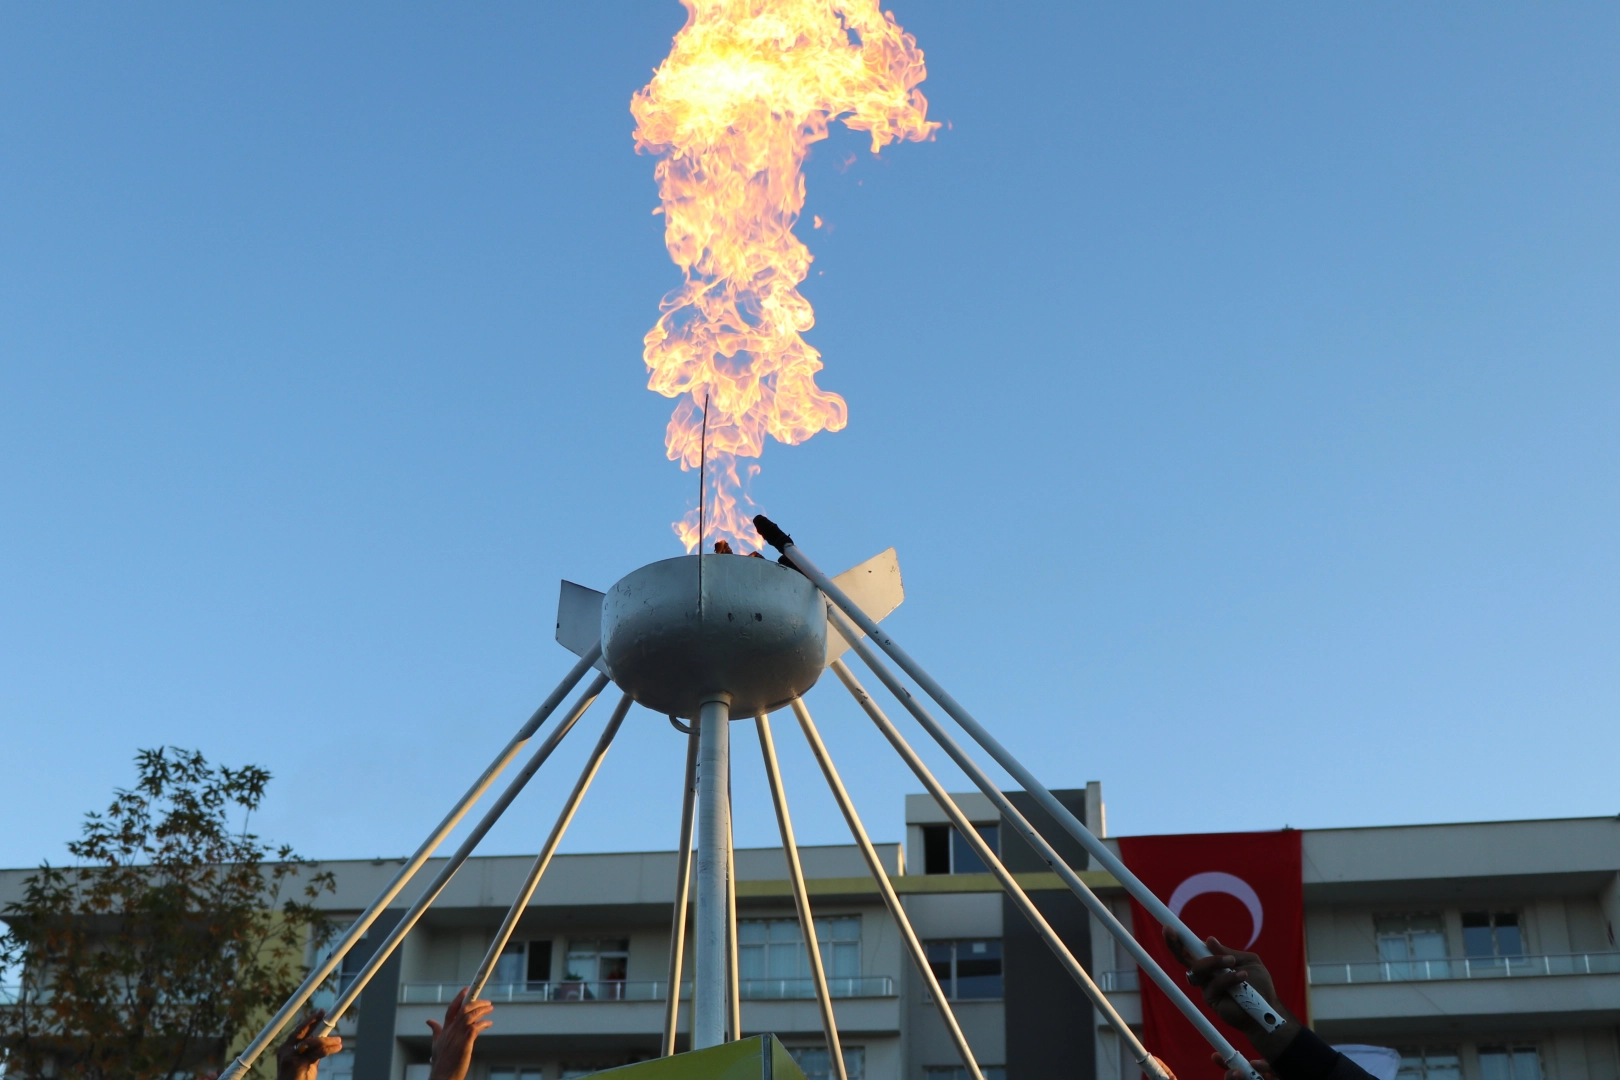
xmin=789 ymin=698 xmax=984 ymax=1080
xmin=219 ymin=647 xmax=602 ymax=1080
xmin=831 ymin=659 xmax=1170 ymax=1080
xmin=824 ymin=604 xmax=1262 ymax=1080
xmin=756 ymin=712 xmax=846 ymax=1080
xmin=315 ymin=671 xmax=610 ymax=1033
xmin=468 ymin=691 xmax=632 ymax=998
xmin=662 ymin=727 xmax=700 ymax=1056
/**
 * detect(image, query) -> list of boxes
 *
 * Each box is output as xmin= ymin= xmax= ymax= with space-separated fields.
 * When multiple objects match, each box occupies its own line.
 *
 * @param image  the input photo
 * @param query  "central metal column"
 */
xmin=693 ymin=692 xmax=732 ymax=1050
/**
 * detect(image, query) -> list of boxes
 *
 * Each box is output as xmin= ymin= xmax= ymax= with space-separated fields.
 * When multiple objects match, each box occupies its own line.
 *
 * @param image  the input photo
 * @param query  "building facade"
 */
xmin=2 ymin=790 xmax=1616 ymax=1080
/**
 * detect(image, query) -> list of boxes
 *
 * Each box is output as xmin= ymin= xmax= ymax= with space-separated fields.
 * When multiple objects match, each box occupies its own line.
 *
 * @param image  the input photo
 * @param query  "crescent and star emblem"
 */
xmin=1167 ymin=871 xmax=1265 ymax=948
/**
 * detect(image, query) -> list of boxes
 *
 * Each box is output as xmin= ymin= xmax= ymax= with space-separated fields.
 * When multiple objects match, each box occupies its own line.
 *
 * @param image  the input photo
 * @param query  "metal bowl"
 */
xmin=601 ymin=555 xmax=826 ymax=720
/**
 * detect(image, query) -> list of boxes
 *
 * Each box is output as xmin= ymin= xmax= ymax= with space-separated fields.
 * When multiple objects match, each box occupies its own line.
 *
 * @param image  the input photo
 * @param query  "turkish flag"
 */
xmin=1116 ymin=831 xmax=1306 ymax=1080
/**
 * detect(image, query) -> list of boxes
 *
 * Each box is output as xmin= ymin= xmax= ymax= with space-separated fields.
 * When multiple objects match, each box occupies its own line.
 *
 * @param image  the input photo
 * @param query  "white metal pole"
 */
xmin=693 ymin=693 xmax=732 ymax=1049
xmin=756 ymin=713 xmax=847 ymax=1080
xmin=662 ymin=728 xmax=700 ymax=1056
xmin=317 ymin=671 xmax=610 ymax=1033
xmin=789 ymin=698 xmax=985 ymax=1080
xmin=468 ymin=691 xmax=633 ymax=999
xmin=830 ymin=659 xmax=1170 ymax=1080
xmin=760 ymin=521 xmax=1283 ymax=1039
xmin=219 ymin=647 xmax=603 ymax=1080
xmin=822 ymin=604 xmax=1263 ymax=1080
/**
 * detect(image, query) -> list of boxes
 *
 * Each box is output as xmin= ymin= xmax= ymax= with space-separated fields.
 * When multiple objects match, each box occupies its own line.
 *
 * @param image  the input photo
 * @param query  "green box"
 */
xmin=585 ymin=1037 xmax=808 ymax=1080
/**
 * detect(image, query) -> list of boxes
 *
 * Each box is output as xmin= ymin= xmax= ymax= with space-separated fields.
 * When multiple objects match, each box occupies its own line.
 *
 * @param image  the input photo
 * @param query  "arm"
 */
xmin=1165 ymin=931 xmax=1376 ymax=1080
xmin=275 ymin=1010 xmax=343 ymax=1080
xmin=425 ymin=988 xmax=495 ymax=1080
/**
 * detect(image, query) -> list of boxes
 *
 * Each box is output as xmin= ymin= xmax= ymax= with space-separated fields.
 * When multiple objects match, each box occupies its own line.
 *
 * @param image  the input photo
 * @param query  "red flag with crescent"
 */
xmin=1117 ymin=830 xmax=1306 ymax=1080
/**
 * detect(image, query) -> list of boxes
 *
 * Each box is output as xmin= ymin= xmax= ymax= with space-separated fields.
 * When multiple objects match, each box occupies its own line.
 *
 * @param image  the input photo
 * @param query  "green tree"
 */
xmin=0 ymin=748 xmax=335 ymax=1079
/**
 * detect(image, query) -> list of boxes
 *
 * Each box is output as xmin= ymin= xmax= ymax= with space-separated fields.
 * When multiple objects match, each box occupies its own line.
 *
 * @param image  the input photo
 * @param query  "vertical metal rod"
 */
xmin=789 ymin=698 xmax=983 ymax=1080
xmin=468 ymin=692 xmax=633 ymax=999
xmin=219 ymin=647 xmax=603 ymax=1080
xmin=317 ymin=671 xmax=610 ymax=1033
xmin=726 ymin=773 xmax=742 ymax=1041
xmin=823 ymin=605 xmax=1262 ymax=1080
xmin=662 ymin=727 xmax=701 ymax=1056
xmin=778 ymin=534 xmax=1283 ymax=1041
xmin=693 ymin=694 xmax=732 ymax=1049
xmin=755 ymin=712 xmax=846 ymax=1080
xmin=830 ymin=659 xmax=1170 ymax=1080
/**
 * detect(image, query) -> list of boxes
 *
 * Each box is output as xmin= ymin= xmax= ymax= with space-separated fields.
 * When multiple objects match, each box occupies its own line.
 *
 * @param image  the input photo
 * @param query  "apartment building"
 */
xmin=2 ymin=791 xmax=1616 ymax=1080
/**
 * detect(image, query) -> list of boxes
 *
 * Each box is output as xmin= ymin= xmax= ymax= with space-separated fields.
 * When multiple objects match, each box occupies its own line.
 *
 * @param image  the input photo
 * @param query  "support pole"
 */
xmin=662 ymin=727 xmax=700 ymax=1056
xmin=830 ymin=659 xmax=1169 ymax=1080
xmin=756 ymin=713 xmax=846 ymax=1080
xmin=468 ymin=691 xmax=633 ymax=999
xmin=726 ymin=779 xmax=742 ymax=1042
xmin=823 ymin=603 xmax=1261 ymax=1080
xmin=789 ymin=698 xmax=984 ymax=1080
xmin=318 ymin=671 xmax=611 ymax=1033
xmin=760 ymin=519 xmax=1283 ymax=1041
xmin=219 ymin=647 xmax=603 ymax=1080
xmin=692 ymin=693 xmax=732 ymax=1050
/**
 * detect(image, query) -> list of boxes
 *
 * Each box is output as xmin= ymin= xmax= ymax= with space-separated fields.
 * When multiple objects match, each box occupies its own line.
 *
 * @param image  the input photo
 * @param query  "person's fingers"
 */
xmin=1204 ymin=968 xmax=1246 ymax=998
xmin=310 ymin=1036 xmax=343 ymax=1059
xmin=462 ymin=999 xmax=495 ymax=1020
xmin=291 ymin=1011 xmax=322 ymax=1040
xmin=426 ymin=1019 xmax=443 ymax=1038
xmin=471 ymin=1019 xmax=494 ymax=1036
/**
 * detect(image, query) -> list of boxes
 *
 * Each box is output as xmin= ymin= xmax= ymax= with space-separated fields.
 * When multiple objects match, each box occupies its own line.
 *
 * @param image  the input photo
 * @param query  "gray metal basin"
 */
xmin=601 ymin=555 xmax=826 ymax=720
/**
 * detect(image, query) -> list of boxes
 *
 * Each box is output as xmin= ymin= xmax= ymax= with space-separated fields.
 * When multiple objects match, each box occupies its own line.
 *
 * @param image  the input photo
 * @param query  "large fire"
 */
xmin=632 ymin=0 xmax=936 ymax=552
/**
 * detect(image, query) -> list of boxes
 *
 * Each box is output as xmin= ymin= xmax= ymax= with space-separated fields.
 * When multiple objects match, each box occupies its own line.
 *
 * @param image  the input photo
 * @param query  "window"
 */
xmin=1376 ymin=915 xmax=1447 ymax=977
xmin=922 ymin=824 xmax=1000 ymax=875
xmin=490 ymin=940 xmax=554 ymax=990
xmin=1462 ymin=913 xmax=1524 ymax=959
xmin=560 ymin=939 xmax=629 ymax=1000
xmin=321 ymin=1052 xmax=355 ymax=1080
xmin=790 ymin=1046 xmax=865 ymax=1080
xmin=1479 ymin=1047 xmax=1542 ymax=1080
xmin=489 ymin=1070 xmax=543 ymax=1080
xmin=739 ymin=917 xmax=861 ymax=984
xmin=560 ymin=1068 xmax=598 ymax=1079
xmin=926 ymin=1068 xmax=1006 ymax=1080
xmin=925 ymin=939 xmax=1003 ymax=999
xmin=1396 ymin=1048 xmax=1460 ymax=1080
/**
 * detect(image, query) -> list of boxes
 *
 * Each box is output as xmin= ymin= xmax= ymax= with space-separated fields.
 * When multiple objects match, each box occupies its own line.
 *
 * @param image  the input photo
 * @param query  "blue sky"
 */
xmin=2 ymin=3 xmax=1616 ymax=870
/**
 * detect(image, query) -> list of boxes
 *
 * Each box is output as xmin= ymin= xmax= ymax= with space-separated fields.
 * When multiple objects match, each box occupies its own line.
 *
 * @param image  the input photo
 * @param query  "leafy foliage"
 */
xmin=0 ymin=748 xmax=335 ymax=1079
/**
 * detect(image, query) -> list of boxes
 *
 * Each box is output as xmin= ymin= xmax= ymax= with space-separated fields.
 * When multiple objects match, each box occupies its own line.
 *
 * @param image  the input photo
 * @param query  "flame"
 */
xmin=633 ymin=0 xmax=936 ymax=551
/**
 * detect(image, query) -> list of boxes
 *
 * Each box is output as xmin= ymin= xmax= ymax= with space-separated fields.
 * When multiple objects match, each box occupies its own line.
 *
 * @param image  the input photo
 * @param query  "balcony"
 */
xmin=400 ymin=976 xmax=896 ymax=1005
xmin=1308 ymin=952 xmax=1620 ymax=985
xmin=1098 ymin=970 xmax=1139 ymax=993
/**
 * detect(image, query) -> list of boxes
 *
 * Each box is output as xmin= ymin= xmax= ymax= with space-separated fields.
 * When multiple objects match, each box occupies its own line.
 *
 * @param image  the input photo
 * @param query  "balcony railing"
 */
xmin=1099 ymin=952 xmax=1620 ymax=993
xmin=400 ymin=976 xmax=895 ymax=1005
xmin=1308 ymin=951 xmax=1620 ymax=985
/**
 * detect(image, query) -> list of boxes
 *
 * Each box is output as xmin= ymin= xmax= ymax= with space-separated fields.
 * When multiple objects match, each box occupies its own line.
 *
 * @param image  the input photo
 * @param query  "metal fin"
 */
xmin=555 ymin=580 xmax=609 ymax=674
xmin=823 ymin=548 xmax=904 ymax=667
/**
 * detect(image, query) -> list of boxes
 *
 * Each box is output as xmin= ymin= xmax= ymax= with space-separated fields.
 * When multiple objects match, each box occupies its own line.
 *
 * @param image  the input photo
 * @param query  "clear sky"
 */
xmin=2 ymin=3 xmax=1617 ymax=871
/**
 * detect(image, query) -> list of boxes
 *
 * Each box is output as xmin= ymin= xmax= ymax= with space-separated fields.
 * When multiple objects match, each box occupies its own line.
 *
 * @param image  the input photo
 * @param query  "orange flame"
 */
xmin=633 ymin=0 xmax=936 ymax=551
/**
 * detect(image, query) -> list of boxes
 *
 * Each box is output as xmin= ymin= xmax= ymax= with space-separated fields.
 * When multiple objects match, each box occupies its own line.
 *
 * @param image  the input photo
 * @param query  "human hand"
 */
xmin=275 ymin=1010 xmax=343 ymax=1080
xmin=426 ymin=988 xmax=495 ymax=1080
xmin=1163 ymin=929 xmax=1300 ymax=1057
